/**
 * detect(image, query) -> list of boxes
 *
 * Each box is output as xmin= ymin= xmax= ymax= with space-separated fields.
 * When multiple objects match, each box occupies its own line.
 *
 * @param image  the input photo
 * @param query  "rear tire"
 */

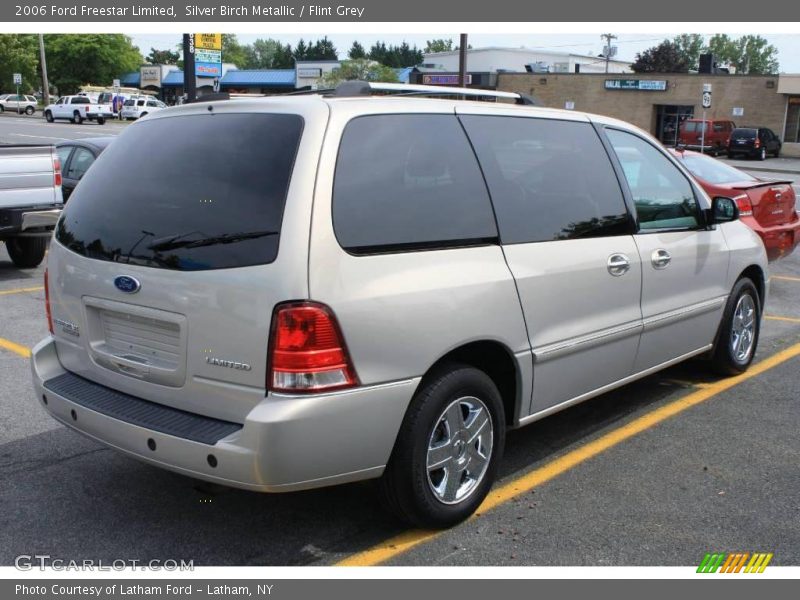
xmin=711 ymin=278 xmax=760 ymax=376
xmin=380 ymin=363 xmax=505 ymax=528
xmin=72 ymin=111 xmax=83 ymax=124
xmin=758 ymin=147 xmax=767 ymax=161
xmin=25 ymin=106 xmax=34 ymax=115
xmin=5 ymin=237 xmax=48 ymax=269
xmin=97 ymin=117 xmax=105 ymax=125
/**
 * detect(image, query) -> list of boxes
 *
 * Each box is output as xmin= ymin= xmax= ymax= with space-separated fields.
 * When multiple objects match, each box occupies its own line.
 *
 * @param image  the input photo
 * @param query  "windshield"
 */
xmin=56 ymin=113 xmax=304 ymax=271
xmin=680 ymin=152 xmax=757 ymax=185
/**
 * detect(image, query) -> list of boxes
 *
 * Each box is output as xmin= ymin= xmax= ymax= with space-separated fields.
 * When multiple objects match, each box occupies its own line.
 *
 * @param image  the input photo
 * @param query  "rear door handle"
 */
xmin=652 ymin=249 xmax=672 ymax=269
xmin=607 ymin=253 xmax=631 ymax=277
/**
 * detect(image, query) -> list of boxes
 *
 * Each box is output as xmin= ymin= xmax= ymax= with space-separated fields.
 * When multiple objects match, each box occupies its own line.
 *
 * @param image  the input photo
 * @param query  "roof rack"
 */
xmin=329 ymin=80 xmax=537 ymax=105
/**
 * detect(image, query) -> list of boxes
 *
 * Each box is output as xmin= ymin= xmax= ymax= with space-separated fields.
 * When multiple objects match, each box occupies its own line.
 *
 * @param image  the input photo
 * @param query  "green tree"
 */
xmin=348 ymin=41 xmax=367 ymax=60
xmin=246 ymin=38 xmax=294 ymax=69
xmin=424 ymin=39 xmax=454 ymax=54
xmin=318 ymin=59 xmax=399 ymax=87
xmin=672 ymin=34 xmax=705 ymax=72
xmin=631 ymin=40 xmax=690 ymax=73
xmin=307 ymin=37 xmax=338 ymax=61
xmin=146 ymin=47 xmax=179 ymax=65
xmin=44 ymin=34 xmax=142 ymax=94
xmin=294 ymin=39 xmax=309 ymax=61
xmin=707 ymin=34 xmax=778 ymax=74
xmin=0 ymin=34 xmax=39 ymax=94
xmin=220 ymin=34 xmax=249 ymax=69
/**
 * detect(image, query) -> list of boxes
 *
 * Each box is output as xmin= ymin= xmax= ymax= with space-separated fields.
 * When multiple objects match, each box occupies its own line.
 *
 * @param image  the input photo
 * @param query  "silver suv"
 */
xmin=31 ymin=83 xmax=767 ymax=527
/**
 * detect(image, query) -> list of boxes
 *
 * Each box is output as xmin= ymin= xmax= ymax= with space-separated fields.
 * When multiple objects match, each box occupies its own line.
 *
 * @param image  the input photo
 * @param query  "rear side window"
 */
xmin=333 ymin=114 xmax=497 ymax=252
xmin=71 ymin=97 xmax=90 ymax=104
xmin=461 ymin=115 xmax=631 ymax=243
xmin=56 ymin=113 xmax=303 ymax=270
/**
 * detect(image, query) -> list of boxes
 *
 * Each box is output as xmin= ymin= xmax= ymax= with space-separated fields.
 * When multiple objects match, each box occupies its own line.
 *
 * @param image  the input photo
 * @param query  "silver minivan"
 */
xmin=31 ymin=83 xmax=767 ymax=527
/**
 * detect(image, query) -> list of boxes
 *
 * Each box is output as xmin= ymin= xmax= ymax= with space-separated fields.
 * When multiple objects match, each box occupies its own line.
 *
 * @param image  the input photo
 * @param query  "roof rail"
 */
xmin=328 ymin=80 xmax=537 ymax=105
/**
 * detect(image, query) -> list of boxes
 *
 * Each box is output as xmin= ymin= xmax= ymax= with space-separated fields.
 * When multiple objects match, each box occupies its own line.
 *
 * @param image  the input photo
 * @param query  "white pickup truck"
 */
xmin=0 ymin=144 xmax=63 ymax=267
xmin=43 ymin=95 xmax=93 ymax=124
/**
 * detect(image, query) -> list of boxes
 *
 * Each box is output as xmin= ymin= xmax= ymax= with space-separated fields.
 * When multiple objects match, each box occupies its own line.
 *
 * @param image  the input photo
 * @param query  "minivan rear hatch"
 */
xmin=49 ymin=105 xmax=322 ymax=422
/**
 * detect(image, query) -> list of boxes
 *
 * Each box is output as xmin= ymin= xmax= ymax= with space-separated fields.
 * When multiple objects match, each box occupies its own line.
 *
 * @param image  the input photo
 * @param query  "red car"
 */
xmin=672 ymin=149 xmax=799 ymax=261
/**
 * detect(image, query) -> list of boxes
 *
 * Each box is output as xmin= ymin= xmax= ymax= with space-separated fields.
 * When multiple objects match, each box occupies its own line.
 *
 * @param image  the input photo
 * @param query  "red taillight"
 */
xmin=734 ymin=194 xmax=753 ymax=217
xmin=754 ymin=138 xmax=761 ymax=148
xmin=53 ymin=155 xmax=62 ymax=187
xmin=268 ymin=302 xmax=358 ymax=393
xmin=44 ymin=269 xmax=53 ymax=334
xmin=726 ymin=137 xmax=731 ymax=146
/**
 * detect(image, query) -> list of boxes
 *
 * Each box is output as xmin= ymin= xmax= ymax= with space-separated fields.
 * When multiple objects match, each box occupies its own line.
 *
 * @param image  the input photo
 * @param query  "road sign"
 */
xmin=112 ymin=78 xmax=120 ymax=88
xmin=703 ymin=83 xmax=712 ymax=93
xmin=701 ymin=91 xmax=712 ymax=109
xmin=13 ymin=73 xmax=21 ymax=85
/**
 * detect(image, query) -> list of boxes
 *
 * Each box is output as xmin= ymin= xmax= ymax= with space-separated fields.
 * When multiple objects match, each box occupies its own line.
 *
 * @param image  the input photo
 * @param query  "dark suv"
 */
xmin=727 ymin=127 xmax=782 ymax=160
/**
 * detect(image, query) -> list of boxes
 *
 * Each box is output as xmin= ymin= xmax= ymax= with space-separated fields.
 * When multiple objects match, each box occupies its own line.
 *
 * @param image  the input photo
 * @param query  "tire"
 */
xmin=25 ymin=106 xmax=35 ymax=115
xmin=711 ymin=278 xmax=761 ymax=376
xmin=0 ymin=105 xmax=4 ymax=113
xmin=758 ymin=147 xmax=767 ymax=161
xmin=72 ymin=111 xmax=83 ymax=124
xmin=4 ymin=237 xmax=48 ymax=269
xmin=97 ymin=117 xmax=105 ymax=125
xmin=140 ymin=112 xmax=148 ymax=118
xmin=774 ymin=148 xmax=780 ymax=158
xmin=45 ymin=110 xmax=54 ymax=123
xmin=379 ymin=363 xmax=505 ymax=528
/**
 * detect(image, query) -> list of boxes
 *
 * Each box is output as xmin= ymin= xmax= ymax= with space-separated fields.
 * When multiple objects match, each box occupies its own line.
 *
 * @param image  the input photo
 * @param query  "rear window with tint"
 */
xmin=56 ymin=113 xmax=303 ymax=271
xmin=333 ymin=114 xmax=497 ymax=253
xmin=732 ymin=128 xmax=757 ymax=139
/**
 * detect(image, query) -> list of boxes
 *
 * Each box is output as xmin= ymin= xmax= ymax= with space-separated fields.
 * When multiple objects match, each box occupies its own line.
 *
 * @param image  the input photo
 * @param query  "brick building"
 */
xmin=498 ymin=72 xmax=800 ymax=156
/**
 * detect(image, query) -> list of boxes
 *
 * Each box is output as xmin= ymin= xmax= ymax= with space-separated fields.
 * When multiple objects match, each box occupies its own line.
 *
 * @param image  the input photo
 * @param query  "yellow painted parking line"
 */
xmin=337 ymin=340 xmax=800 ymax=566
xmin=765 ymin=315 xmax=800 ymax=324
xmin=0 ymin=336 xmax=30 ymax=358
xmin=771 ymin=275 xmax=800 ymax=283
xmin=0 ymin=286 xmax=44 ymax=296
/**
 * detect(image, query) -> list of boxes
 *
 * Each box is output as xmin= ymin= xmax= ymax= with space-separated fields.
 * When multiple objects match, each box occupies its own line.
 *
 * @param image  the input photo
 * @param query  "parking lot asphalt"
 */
xmin=0 ymin=112 xmax=128 ymax=144
xmin=1 ymin=153 xmax=799 ymax=566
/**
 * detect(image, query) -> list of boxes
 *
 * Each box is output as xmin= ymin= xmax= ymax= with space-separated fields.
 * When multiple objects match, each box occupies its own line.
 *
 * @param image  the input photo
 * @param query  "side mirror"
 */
xmin=708 ymin=196 xmax=739 ymax=224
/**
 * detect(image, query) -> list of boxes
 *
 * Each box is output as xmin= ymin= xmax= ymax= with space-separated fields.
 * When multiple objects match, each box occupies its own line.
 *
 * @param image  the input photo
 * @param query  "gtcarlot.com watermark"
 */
xmin=15 ymin=554 xmax=194 ymax=571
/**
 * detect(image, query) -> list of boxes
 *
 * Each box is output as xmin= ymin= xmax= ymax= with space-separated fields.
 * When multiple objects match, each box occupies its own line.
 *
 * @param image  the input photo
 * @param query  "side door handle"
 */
xmin=652 ymin=249 xmax=672 ymax=269
xmin=607 ymin=253 xmax=631 ymax=277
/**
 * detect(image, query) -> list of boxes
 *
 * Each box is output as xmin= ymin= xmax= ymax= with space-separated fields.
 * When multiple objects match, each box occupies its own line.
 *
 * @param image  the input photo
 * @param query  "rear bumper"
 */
xmin=31 ymin=336 xmax=418 ymax=492
xmin=0 ymin=205 xmax=61 ymax=237
xmin=744 ymin=216 xmax=800 ymax=261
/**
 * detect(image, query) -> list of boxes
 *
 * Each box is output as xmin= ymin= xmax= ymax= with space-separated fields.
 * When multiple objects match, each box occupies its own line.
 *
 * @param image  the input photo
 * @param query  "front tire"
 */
xmin=5 ymin=237 xmax=48 ymax=269
xmin=45 ymin=110 xmax=54 ymax=123
xmin=380 ymin=363 xmax=505 ymax=528
xmin=711 ymin=278 xmax=761 ymax=375
xmin=25 ymin=106 xmax=35 ymax=115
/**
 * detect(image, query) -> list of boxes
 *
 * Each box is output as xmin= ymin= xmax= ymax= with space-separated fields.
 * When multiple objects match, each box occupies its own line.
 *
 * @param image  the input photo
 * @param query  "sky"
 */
xmin=131 ymin=33 xmax=800 ymax=72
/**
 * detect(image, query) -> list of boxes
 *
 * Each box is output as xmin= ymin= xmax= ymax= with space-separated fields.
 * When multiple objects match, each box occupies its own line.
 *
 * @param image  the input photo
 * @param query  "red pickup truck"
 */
xmin=678 ymin=119 xmax=736 ymax=156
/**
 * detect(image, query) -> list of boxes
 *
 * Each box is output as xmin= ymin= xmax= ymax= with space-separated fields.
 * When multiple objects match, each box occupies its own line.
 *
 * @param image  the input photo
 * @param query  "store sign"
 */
xmin=565 ymin=101 xmax=575 ymax=110
xmin=605 ymin=79 xmax=667 ymax=91
xmin=732 ymin=107 xmax=744 ymax=117
xmin=195 ymin=33 xmax=222 ymax=50
xmin=297 ymin=68 xmax=322 ymax=78
xmin=196 ymin=62 xmax=223 ymax=77
xmin=140 ymin=66 xmax=162 ymax=87
xmin=196 ymin=49 xmax=222 ymax=64
xmin=422 ymin=74 xmax=472 ymax=85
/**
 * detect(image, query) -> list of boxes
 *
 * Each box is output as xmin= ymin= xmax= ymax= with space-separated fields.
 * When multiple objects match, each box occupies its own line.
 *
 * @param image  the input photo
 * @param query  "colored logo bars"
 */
xmin=697 ymin=552 xmax=773 ymax=573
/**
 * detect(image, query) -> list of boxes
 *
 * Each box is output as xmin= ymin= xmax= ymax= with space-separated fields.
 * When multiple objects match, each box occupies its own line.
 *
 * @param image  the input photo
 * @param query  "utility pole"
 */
xmin=38 ymin=34 xmax=49 ymax=104
xmin=458 ymin=33 xmax=468 ymax=88
xmin=601 ymin=33 xmax=617 ymax=73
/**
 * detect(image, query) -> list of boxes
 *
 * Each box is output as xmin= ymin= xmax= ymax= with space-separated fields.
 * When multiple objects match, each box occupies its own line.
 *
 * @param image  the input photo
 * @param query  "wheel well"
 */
xmin=426 ymin=341 xmax=520 ymax=427
xmin=739 ymin=265 xmax=766 ymax=312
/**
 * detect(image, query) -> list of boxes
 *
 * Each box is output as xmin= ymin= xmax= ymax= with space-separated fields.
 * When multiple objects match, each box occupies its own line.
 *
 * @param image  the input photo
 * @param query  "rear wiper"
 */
xmin=147 ymin=230 xmax=278 ymax=252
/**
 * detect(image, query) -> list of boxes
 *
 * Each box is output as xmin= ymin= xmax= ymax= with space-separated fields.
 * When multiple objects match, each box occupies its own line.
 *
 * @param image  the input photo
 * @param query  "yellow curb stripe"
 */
xmin=0 ymin=336 xmax=31 ymax=358
xmin=336 ymin=341 xmax=800 ymax=567
xmin=765 ymin=315 xmax=800 ymax=324
xmin=758 ymin=553 xmax=773 ymax=573
xmin=0 ymin=286 xmax=43 ymax=296
xmin=771 ymin=275 xmax=800 ymax=283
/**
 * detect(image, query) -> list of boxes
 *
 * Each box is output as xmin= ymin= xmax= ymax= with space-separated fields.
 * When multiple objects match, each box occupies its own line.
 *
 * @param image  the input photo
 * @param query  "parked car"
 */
xmin=44 ymin=96 xmax=92 ymax=124
xmin=120 ymin=96 xmax=166 ymax=120
xmin=672 ymin=148 xmax=799 ymax=261
xmin=85 ymin=102 xmax=115 ymax=125
xmin=0 ymin=94 xmax=38 ymax=115
xmin=677 ymin=119 xmax=735 ymax=155
xmin=0 ymin=144 xmax=63 ymax=268
xmin=55 ymin=138 xmax=114 ymax=202
xmin=32 ymin=83 xmax=767 ymax=528
xmin=727 ymin=127 xmax=782 ymax=160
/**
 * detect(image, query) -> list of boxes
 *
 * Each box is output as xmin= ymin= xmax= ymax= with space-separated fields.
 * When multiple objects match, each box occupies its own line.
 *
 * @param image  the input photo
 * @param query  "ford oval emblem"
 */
xmin=114 ymin=275 xmax=141 ymax=294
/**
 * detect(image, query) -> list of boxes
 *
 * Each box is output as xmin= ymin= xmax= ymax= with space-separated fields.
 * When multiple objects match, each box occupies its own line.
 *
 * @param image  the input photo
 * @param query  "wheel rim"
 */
xmin=731 ymin=294 xmax=756 ymax=363
xmin=426 ymin=396 xmax=493 ymax=505
xmin=761 ymin=148 xmax=766 ymax=159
